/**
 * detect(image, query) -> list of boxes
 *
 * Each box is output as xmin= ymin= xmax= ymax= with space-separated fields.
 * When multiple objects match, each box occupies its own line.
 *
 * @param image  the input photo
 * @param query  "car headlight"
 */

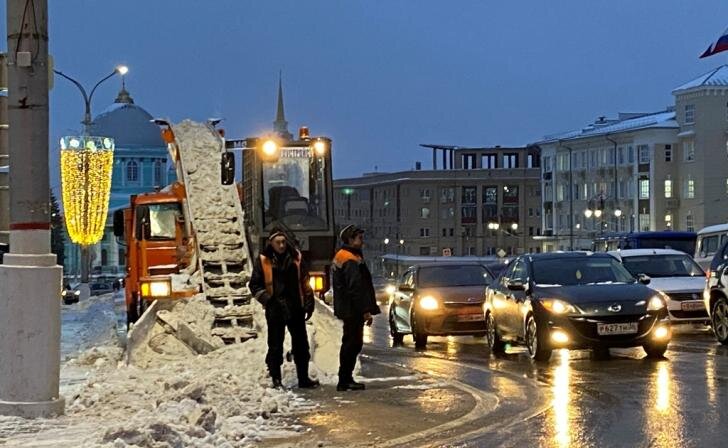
xmin=74 ymin=290 xmax=80 ymax=296
xmin=647 ymin=295 xmax=666 ymax=311
xmin=385 ymin=285 xmax=396 ymax=295
xmin=541 ymin=299 xmax=577 ymax=314
xmin=140 ymin=280 xmax=171 ymax=298
xmin=419 ymin=295 xmax=439 ymax=311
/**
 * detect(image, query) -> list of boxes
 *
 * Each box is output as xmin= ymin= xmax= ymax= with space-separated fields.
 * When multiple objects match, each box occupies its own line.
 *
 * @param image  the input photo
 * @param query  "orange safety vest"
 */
xmin=260 ymin=250 xmax=304 ymax=305
xmin=333 ymin=248 xmax=362 ymax=268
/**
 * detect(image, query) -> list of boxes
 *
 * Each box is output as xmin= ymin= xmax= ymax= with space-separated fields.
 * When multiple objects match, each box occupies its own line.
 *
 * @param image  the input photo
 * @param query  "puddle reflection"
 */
xmin=645 ymin=361 xmax=684 ymax=447
xmin=550 ymin=349 xmax=573 ymax=448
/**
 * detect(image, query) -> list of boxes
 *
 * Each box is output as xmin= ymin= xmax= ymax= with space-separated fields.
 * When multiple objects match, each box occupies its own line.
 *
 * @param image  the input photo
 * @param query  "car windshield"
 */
xmin=418 ymin=265 xmax=491 ymax=288
xmin=621 ymin=254 xmax=704 ymax=278
xmin=532 ymin=257 xmax=635 ymax=286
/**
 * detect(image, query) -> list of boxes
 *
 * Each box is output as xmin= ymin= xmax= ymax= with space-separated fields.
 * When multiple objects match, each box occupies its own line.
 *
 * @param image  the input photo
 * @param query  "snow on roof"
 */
xmin=608 ymin=248 xmax=686 ymax=258
xmin=538 ymin=111 xmax=677 ymax=144
xmin=697 ymin=223 xmax=728 ymax=235
xmin=673 ymin=65 xmax=728 ymax=93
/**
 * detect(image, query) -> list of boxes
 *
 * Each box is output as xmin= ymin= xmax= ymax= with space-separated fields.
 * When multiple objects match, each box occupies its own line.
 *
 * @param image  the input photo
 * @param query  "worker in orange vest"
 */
xmin=249 ymin=227 xmax=319 ymax=389
xmin=332 ymin=225 xmax=381 ymax=391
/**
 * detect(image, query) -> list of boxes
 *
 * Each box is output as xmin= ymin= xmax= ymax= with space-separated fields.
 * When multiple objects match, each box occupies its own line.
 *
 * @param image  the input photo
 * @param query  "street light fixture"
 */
xmin=54 ymin=65 xmax=127 ymax=283
xmin=510 ymin=223 xmax=518 ymax=231
xmin=584 ymin=209 xmax=593 ymax=218
xmin=384 ymin=238 xmax=390 ymax=245
xmin=594 ymin=209 xmax=603 ymax=218
xmin=614 ymin=209 xmax=622 ymax=217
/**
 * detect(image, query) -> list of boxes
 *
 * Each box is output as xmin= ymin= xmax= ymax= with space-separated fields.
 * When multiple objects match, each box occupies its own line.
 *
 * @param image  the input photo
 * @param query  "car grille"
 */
xmin=668 ymin=292 xmax=703 ymax=302
xmin=669 ymin=309 xmax=708 ymax=319
xmin=441 ymin=316 xmax=486 ymax=332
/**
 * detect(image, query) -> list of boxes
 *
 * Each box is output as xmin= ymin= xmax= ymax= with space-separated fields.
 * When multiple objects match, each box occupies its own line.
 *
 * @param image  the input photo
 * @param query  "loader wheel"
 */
xmin=126 ymin=301 xmax=138 ymax=330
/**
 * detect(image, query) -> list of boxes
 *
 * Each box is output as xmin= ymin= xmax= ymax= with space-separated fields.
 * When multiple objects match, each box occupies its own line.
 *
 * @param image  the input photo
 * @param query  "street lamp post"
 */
xmin=54 ymin=66 xmax=127 ymax=285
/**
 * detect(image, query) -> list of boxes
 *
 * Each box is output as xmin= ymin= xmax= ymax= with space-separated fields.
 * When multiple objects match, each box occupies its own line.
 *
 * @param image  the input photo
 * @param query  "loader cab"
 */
xmin=233 ymin=132 xmax=336 ymax=292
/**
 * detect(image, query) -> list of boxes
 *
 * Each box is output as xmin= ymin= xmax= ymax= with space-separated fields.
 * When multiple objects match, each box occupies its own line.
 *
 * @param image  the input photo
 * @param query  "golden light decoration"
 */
xmin=60 ymin=136 xmax=115 ymax=245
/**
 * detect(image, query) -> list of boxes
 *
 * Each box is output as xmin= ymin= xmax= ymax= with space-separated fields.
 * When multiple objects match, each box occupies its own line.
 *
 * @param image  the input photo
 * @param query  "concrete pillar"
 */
xmin=0 ymin=0 xmax=64 ymax=417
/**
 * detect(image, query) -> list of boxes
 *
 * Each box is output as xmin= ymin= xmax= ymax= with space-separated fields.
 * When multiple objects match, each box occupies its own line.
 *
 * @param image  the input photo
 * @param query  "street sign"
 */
xmin=497 ymin=248 xmax=506 ymax=258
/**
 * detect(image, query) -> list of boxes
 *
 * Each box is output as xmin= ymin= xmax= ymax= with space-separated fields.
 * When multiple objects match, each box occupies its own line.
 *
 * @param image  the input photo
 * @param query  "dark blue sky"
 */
xmin=3 ymin=0 xmax=728 ymax=189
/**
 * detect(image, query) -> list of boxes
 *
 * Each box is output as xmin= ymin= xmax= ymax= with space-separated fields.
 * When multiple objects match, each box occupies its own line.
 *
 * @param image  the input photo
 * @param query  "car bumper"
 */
xmin=419 ymin=305 xmax=486 ymax=336
xmin=539 ymin=311 xmax=670 ymax=349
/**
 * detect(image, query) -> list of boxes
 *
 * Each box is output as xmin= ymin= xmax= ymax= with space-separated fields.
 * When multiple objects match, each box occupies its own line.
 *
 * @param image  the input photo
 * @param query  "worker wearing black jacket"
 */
xmin=249 ymin=227 xmax=319 ymax=389
xmin=332 ymin=225 xmax=381 ymax=391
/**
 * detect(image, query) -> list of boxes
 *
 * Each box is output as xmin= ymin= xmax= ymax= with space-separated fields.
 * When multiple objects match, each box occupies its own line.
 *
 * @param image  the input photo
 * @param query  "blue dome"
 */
xmin=88 ymin=96 xmax=164 ymax=149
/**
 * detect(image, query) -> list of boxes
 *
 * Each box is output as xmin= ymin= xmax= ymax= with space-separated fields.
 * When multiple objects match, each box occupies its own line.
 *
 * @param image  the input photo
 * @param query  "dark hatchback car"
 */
xmin=389 ymin=262 xmax=494 ymax=348
xmin=484 ymin=252 xmax=671 ymax=362
xmin=704 ymin=240 xmax=728 ymax=345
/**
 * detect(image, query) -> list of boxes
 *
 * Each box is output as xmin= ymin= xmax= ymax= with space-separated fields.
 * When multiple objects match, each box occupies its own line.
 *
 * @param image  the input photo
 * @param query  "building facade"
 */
xmin=64 ymin=87 xmax=174 ymax=277
xmin=536 ymin=111 xmax=679 ymax=251
xmin=334 ymin=146 xmax=542 ymax=259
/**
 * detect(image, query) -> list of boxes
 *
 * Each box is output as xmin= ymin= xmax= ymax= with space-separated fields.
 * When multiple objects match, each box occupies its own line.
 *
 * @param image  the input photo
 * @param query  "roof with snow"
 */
xmin=673 ymin=65 xmax=728 ymax=93
xmin=537 ymin=110 xmax=678 ymax=144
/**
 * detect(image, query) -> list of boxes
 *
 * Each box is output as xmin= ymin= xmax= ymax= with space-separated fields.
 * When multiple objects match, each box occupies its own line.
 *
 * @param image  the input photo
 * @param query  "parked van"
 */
xmin=695 ymin=224 xmax=728 ymax=269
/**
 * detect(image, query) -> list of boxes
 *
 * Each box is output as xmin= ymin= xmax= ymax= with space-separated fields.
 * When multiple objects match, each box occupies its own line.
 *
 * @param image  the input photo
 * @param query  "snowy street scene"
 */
xmin=4 ymin=1 xmax=728 ymax=447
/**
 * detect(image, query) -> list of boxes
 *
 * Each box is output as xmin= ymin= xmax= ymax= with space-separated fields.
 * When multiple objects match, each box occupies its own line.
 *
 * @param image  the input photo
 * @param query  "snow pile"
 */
xmin=61 ymin=334 xmax=314 ymax=447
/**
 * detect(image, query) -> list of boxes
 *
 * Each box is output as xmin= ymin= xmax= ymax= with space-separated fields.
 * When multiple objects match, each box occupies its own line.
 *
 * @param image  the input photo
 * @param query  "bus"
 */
xmin=591 ymin=231 xmax=696 ymax=255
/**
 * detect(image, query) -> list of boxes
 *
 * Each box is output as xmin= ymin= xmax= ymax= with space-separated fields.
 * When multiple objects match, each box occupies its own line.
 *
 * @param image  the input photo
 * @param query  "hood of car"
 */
xmin=533 ymin=283 xmax=654 ymax=315
xmin=645 ymin=276 xmax=706 ymax=293
xmin=418 ymin=285 xmax=486 ymax=304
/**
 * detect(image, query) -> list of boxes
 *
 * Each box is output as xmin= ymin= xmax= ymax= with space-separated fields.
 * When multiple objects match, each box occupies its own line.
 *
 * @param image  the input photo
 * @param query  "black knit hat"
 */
xmin=340 ymin=224 xmax=364 ymax=243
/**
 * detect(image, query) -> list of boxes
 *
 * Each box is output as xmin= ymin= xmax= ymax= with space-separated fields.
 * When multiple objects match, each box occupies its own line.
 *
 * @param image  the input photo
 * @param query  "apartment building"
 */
xmin=334 ymin=146 xmax=542 ymax=258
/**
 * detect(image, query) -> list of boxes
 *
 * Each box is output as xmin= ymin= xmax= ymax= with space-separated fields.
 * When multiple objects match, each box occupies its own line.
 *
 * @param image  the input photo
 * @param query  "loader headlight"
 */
xmin=140 ymin=280 xmax=171 ymax=298
xmin=309 ymin=274 xmax=325 ymax=293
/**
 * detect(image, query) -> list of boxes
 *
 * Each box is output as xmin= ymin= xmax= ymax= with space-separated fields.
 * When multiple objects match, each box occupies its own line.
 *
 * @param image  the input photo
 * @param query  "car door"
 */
xmin=491 ymin=261 xmax=518 ymax=337
xmin=393 ymin=269 xmax=416 ymax=331
xmin=504 ymin=259 xmax=529 ymax=338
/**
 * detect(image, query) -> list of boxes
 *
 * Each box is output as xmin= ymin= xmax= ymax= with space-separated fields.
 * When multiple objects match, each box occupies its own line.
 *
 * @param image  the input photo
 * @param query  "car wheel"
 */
xmin=411 ymin=313 xmax=428 ymax=349
xmin=711 ymin=297 xmax=728 ymax=345
xmin=592 ymin=347 xmax=611 ymax=360
xmin=485 ymin=312 xmax=506 ymax=355
xmin=389 ymin=308 xmax=404 ymax=346
xmin=525 ymin=315 xmax=552 ymax=362
xmin=643 ymin=342 xmax=668 ymax=358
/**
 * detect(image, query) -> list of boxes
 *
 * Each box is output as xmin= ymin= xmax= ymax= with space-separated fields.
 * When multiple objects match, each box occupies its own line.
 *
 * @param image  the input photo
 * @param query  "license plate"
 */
xmin=457 ymin=314 xmax=483 ymax=322
xmin=597 ymin=322 xmax=638 ymax=335
xmin=681 ymin=301 xmax=705 ymax=311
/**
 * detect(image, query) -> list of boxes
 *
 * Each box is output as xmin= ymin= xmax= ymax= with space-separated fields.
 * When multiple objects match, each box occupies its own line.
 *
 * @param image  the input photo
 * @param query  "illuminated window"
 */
xmin=664 ymin=180 xmax=672 ymax=198
xmin=639 ymin=179 xmax=650 ymax=199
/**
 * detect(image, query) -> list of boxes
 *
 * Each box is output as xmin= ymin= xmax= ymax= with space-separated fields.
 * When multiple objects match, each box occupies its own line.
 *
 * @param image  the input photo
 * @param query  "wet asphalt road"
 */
xmin=363 ymin=306 xmax=728 ymax=448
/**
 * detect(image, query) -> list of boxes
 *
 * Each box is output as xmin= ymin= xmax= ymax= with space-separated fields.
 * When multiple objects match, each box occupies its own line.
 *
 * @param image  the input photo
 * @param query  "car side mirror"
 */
xmin=507 ymin=280 xmax=526 ymax=291
xmin=638 ymin=274 xmax=651 ymax=285
xmin=221 ymin=152 xmax=235 ymax=185
xmin=113 ymin=209 xmax=125 ymax=238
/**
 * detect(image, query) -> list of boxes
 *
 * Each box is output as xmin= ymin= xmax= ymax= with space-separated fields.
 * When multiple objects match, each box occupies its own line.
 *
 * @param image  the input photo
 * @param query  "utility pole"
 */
xmin=0 ymin=0 xmax=64 ymax=418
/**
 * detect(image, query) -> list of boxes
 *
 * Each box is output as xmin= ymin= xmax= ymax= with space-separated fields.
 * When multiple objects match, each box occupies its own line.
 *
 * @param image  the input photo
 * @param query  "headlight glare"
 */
xmin=647 ymin=295 xmax=665 ymax=311
xmin=419 ymin=295 xmax=439 ymax=310
xmin=541 ymin=299 xmax=577 ymax=314
xmin=385 ymin=285 xmax=396 ymax=295
xmin=141 ymin=280 xmax=171 ymax=298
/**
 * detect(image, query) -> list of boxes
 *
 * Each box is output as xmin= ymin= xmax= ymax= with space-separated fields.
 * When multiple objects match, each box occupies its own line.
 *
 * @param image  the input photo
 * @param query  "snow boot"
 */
xmin=296 ymin=363 xmax=320 ymax=389
xmin=269 ymin=366 xmax=283 ymax=389
xmin=336 ymin=380 xmax=365 ymax=391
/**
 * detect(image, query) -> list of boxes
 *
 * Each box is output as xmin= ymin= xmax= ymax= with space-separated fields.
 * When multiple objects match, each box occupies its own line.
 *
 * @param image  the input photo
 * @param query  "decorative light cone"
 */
xmin=60 ymin=136 xmax=114 ymax=245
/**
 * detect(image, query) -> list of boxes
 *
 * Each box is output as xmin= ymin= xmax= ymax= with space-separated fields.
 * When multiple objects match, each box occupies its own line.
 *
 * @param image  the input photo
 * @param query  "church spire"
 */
xmin=114 ymin=75 xmax=134 ymax=104
xmin=273 ymin=71 xmax=292 ymax=140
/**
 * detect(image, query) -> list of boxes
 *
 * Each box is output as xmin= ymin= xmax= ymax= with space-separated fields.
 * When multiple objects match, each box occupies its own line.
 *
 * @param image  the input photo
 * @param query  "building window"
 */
xmin=419 ymin=246 xmax=431 ymax=256
xmin=462 ymin=186 xmax=477 ymax=204
xmin=101 ymin=249 xmax=108 ymax=266
xmin=420 ymin=207 xmax=430 ymax=219
xmin=482 ymin=154 xmax=497 ymax=169
xmin=440 ymin=187 xmax=455 ymax=203
xmin=683 ymin=140 xmax=695 ymax=161
xmin=503 ymin=153 xmax=518 ymax=169
xmin=664 ymin=179 xmax=672 ymax=198
xmin=685 ymin=104 xmax=695 ymax=124
xmin=639 ymin=214 xmax=650 ymax=231
xmin=442 ymin=228 xmax=447 ymax=237
xmin=527 ymin=154 xmax=537 ymax=168
xmin=686 ymin=178 xmax=695 ymax=199
xmin=638 ymin=145 xmax=650 ymax=164
xmin=419 ymin=228 xmax=430 ymax=237
xmin=461 ymin=206 xmax=477 ymax=223
xmin=420 ymin=188 xmax=431 ymax=202
xmin=686 ymin=213 xmax=694 ymax=232
xmin=543 ymin=156 xmax=552 ymax=173
xmin=440 ymin=207 xmax=455 ymax=219
xmin=153 ymin=160 xmax=163 ymax=186
xmin=126 ymin=161 xmax=139 ymax=182
xmin=462 ymin=153 xmax=477 ymax=169
xmin=449 ymin=228 xmax=454 ymax=236
xmin=664 ymin=145 xmax=672 ymax=162
xmin=618 ymin=147 xmax=625 ymax=165
xmin=639 ymin=179 xmax=650 ymax=199
xmin=725 ymin=178 xmax=728 ymax=195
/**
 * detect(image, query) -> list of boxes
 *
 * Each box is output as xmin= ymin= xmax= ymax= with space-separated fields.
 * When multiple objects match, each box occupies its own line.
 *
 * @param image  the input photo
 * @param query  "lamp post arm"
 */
xmin=53 ymin=69 xmax=90 ymax=125
xmin=88 ymin=70 xmax=118 ymax=110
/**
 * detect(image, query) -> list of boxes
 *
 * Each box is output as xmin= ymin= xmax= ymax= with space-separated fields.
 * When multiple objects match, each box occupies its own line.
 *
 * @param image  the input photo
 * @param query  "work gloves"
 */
xmin=304 ymin=295 xmax=315 ymax=321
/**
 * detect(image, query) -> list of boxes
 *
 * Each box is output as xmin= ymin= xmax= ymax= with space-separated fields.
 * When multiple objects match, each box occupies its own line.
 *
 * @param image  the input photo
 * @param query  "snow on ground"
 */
xmin=1 ymin=291 xmax=344 ymax=447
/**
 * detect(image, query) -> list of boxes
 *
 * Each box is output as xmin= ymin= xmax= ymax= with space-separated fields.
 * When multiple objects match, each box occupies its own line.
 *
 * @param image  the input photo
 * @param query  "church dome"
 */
xmin=88 ymin=87 xmax=164 ymax=149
